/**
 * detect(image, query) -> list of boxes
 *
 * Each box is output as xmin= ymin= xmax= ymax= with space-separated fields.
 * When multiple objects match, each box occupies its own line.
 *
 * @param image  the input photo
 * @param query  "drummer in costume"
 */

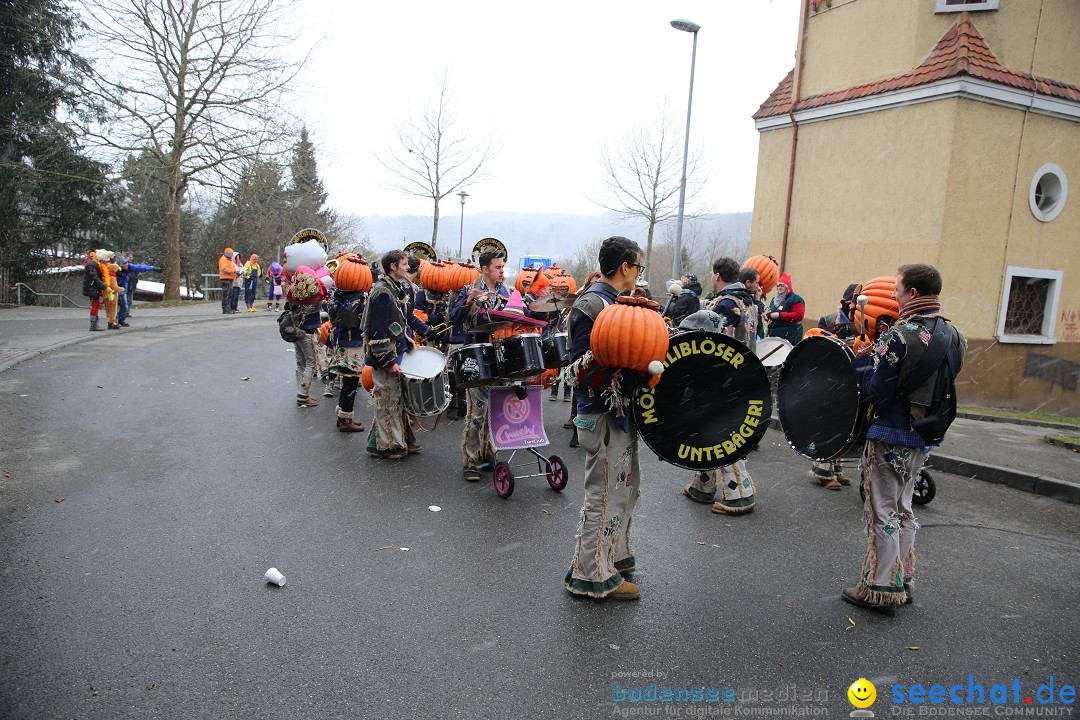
xmin=362 ymin=250 xmax=429 ymax=460
xmin=843 ymin=263 xmax=966 ymax=614
xmin=449 ymin=248 xmax=510 ymax=481
xmin=681 ymin=258 xmax=762 ymax=515
xmin=765 ymin=272 xmax=805 ymax=345
xmin=327 ymin=285 xmax=367 ymax=432
xmin=811 ymin=282 xmax=860 ymax=489
xmin=563 ymin=236 xmax=645 ymax=601
xmin=521 ymin=270 xmax=572 ymax=403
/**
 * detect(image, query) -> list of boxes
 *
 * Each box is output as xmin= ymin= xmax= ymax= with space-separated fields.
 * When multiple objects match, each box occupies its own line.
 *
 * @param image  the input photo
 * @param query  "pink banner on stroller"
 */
xmin=489 ymin=386 xmax=549 ymax=450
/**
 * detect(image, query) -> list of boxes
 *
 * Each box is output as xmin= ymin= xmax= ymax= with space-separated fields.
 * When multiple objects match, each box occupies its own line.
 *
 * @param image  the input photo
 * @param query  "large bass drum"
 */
xmin=776 ymin=335 xmax=868 ymax=460
xmin=633 ymin=331 xmax=772 ymax=470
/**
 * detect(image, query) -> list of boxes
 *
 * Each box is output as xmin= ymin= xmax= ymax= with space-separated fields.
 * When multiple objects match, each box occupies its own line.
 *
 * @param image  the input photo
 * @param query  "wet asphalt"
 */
xmin=0 ymin=318 xmax=1076 ymax=719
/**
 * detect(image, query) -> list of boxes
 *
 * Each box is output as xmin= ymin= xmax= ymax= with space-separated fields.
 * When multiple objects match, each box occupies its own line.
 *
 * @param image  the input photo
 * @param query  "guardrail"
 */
xmin=201 ymin=274 xmax=224 ymax=301
xmin=13 ymin=282 xmax=87 ymax=309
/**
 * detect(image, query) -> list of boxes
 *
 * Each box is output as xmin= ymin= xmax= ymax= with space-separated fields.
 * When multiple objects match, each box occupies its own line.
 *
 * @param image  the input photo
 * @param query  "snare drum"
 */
xmin=496 ymin=333 xmax=544 ymax=380
xmin=776 ymin=335 xmax=869 ymax=460
xmin=450 ymin=343 xmax=500 ymax=388
xmin=755 ymin=337 xmax=793 ymax=368
xmin=541 ymin=332 xmax=569 ymax=369
xmin=399 ymin=346 xmax=452 ymax=417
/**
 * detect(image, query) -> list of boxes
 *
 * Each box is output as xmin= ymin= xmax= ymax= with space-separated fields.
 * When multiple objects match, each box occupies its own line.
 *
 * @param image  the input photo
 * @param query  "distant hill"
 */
xmin=360 ymin=211 xmax=752 ymax=269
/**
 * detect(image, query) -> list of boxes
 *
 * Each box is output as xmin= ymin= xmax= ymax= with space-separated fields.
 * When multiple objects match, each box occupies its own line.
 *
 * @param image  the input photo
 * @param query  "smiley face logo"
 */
xmin=848 ymin=678 xmax=877 ymax=708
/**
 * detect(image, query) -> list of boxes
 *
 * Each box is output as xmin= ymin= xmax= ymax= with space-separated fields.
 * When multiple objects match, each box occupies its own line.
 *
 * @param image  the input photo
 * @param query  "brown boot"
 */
xmin=835 ymin=471 xmax=852 ymax=486
xmin=337 ymin=416 xmax=365 ymax=432
xmin=607 ymin=580 xmax=640 ymax=600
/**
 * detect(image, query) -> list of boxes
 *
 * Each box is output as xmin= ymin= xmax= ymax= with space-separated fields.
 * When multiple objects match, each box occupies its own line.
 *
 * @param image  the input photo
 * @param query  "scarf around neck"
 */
xmin=899 ymin=295 xmax=941 ymax=320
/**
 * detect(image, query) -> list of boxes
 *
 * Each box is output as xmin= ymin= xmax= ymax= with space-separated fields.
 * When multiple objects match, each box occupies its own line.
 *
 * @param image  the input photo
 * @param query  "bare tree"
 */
xmin=376 ymin=71 xmax=495 ymax=249
xmin=593 ymin=105 xmax=706 ymax=282
xmin=79 ymin=0 xmax=307 ymax=300
xmin=561 ymin=236 xmax=604 ymax=287
xmin=649 ymin=218 xmax=746 ymax=299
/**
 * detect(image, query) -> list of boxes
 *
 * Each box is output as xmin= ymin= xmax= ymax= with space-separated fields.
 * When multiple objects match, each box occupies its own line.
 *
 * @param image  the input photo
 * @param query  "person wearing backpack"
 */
xmin=843 ymin=263 xmax=966 ymax=616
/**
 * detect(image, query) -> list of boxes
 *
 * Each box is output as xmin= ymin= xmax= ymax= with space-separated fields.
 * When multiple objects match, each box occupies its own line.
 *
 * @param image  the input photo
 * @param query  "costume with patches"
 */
xmin=449 ymin=277 xmax=510 ymax=472
xmin=849 ymin=295 xmax=966 ymax=607
xmin=681 ymin=283 xmax=760 ymax=514
xmin=563 ymin=280 xmax=643 ymax=597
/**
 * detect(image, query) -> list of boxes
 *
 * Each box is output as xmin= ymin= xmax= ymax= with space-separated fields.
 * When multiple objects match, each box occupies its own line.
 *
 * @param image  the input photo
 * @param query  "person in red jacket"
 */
xmin=764 ymin=272 xmax=805 ymax=345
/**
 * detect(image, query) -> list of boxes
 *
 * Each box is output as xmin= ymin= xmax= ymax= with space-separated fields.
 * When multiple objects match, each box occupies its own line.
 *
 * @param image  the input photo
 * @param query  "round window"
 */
xmin=1029 ymin=163 xmax=1067 ymax=222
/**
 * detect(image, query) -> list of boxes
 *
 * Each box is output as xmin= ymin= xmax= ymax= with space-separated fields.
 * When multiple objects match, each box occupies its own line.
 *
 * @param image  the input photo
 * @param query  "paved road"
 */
xmin=1 ymin=318 xmax=1076 ymax=719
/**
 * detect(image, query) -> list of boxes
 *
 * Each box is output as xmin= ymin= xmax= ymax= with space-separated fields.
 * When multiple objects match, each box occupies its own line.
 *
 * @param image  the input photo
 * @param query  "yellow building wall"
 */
xmin=1002 ymin=113 xmax=1080 ymax=282
xmin=748 ymin=128 xmax=794 ymax=257
xmin=937 ymin=101 xmax=1025 ymax=340
xmin=748 ymin=1 xmax=1080 ymax=415
xmin=799 ymin=0 xmax=1080 ymax=100
xmin=754 ymin=102 xmax=954 ymax=331
xmin=987 ymin=0 xmax=1080 ymax=86
xmin=799 ymin=0 xmax=924 ymax=98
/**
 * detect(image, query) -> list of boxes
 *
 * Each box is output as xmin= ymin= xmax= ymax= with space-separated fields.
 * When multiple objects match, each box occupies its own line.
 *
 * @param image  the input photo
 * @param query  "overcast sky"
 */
xmin=291 ymin=1 xmax=802 ymax=220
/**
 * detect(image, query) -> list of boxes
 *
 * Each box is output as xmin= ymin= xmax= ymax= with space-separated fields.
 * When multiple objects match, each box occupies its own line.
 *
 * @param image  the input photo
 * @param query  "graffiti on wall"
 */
xmin=1024 ymin=353 xmax=1079 ymax=393
xmin=1061 ymin=309 xmax=1080 ymax=343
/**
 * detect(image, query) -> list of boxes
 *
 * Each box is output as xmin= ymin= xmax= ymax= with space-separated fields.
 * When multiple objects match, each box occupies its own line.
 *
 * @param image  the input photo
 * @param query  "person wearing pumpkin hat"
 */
xmin=842 ymin=263 xmax=966 ymax=615
xmin=218 ymin=247 xmax=238 ymax=315
xmin=83 ymin=249 xmax=110 ymax=331
xmin=327 ymin=284 xmax=367 ymax=433
xmin=450 ymin=248 xmax=510 ymax=480
xmin=242 ymin=254 xmax=262 ymax=312
xmin=681 ymin=258 xmax=761 ymax=514
xmin=562 ymin=236 xmax=647 ymax=601
xmin=765 ymin=272 xmax=805 ymax=345
xmin=266 ymin=261 xmax=284 ymax=310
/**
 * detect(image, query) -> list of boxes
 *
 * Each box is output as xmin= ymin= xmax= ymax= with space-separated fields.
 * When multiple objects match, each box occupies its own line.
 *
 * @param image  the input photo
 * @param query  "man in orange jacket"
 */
xmin=218 ymin=247 xmax=238 ymax=314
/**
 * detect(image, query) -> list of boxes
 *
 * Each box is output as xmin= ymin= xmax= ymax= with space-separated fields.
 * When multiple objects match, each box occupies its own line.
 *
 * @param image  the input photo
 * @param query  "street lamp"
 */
xmin=457 ymin=191 xmax=469 ymax=259
xmin=670 ymin=18 xmax=700 ymax=283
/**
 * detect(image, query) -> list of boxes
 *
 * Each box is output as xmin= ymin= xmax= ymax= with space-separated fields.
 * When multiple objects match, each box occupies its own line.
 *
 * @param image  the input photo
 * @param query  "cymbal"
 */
xmin=471 ymin=320 xmax=513 ymax=332
xmin=486 ymin=309 xmax=548 ymax=327
xmin=529 ymin=293 xmax=577 ymax=313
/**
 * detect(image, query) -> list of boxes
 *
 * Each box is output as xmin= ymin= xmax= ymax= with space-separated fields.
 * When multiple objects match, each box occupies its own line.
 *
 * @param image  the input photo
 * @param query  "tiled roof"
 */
xmin=753 ymin=12 xmax=1080 ymax=120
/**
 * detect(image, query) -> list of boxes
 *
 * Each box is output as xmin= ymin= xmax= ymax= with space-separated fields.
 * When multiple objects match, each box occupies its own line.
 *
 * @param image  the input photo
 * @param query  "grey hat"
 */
xmin=115 ymin=253 xmax=128 ymax=266
xmin=679 ymin=309 xmax=723 ymax=333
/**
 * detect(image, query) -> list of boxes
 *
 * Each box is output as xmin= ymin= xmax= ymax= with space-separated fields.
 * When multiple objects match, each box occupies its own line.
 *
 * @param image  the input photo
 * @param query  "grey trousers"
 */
xmin=565 ymin=412 xmax=641 ymax=597
xmin=461 ymin=386 xmax=494 ymax=467
xmin=293 ymin=332 xmax=316 ymax=398
xmin=855 ymin=439 xmax=927 ymax=606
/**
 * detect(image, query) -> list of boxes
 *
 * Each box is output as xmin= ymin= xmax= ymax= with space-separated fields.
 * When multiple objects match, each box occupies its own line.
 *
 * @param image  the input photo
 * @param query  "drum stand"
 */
xmin=490 ymin=384 xmax=570 ymax=499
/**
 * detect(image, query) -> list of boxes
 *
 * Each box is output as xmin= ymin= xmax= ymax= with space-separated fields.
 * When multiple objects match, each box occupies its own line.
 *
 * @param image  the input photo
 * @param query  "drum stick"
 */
xmin=856 ymin=294 xmax=868 ymax=340
xmin=759 ymin=344 xmax=785 ymax=364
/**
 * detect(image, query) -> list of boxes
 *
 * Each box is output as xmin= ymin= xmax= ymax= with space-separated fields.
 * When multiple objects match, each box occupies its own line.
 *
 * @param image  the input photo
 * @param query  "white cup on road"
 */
xmin=264 ymin=567 xmax=286 ymax=587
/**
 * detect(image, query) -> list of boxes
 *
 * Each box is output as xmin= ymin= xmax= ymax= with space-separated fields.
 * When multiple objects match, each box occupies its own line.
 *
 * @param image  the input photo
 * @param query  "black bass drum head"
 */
xmin=633 ymin=331 xmax=772 ymax=470
xmin=776 ymin=335 xmax=864 ymax=461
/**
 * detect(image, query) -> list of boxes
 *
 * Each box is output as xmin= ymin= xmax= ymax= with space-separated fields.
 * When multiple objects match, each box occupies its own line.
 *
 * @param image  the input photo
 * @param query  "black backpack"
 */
xmin=898 ymin=317 xmax=962 ymax=445
xmin=277 ymin=310 xmax=303 ymax=343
